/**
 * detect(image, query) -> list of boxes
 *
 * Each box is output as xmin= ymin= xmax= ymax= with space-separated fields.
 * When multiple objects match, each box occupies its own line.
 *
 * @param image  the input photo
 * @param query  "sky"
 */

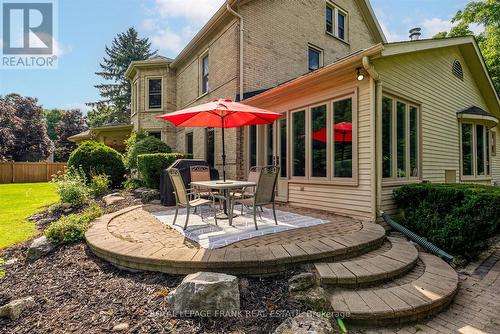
xmin=0 ymin=0 xmax=482 ymax=113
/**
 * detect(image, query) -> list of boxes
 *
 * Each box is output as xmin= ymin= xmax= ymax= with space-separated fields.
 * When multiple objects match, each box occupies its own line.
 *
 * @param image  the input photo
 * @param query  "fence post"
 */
xmin=11 ymin=161 xmax=14 ymax=183
xmin=46 ymin=161 xmax=49 ymax=182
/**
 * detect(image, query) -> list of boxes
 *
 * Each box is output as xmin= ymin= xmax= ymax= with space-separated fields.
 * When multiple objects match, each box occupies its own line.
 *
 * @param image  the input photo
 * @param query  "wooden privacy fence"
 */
xmin=0 ymin=162 xmax=67 ymax=184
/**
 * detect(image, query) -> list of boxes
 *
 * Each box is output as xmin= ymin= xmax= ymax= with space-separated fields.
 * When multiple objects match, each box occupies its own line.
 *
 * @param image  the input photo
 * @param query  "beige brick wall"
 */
xmin=239 ymin=0 xmax=377 ymax=92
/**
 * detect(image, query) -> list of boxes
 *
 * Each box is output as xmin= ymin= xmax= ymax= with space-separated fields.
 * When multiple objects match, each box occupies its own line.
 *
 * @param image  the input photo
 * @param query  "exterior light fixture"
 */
xmin=356 ymin=68 xmax=365 ymax=81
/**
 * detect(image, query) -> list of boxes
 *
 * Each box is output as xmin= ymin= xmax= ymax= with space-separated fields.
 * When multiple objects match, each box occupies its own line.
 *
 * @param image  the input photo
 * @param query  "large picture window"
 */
xmin=292 ymin=110 xmax=306 ymax=177
xmin=333 ymin=98 xmax=353 ymax=178
xmin=382 ymin=95 xmax=420 ymax=180
xmin=461 ymin=123 xmax=491 ymax=178
xmin=147 ymin=78 xmax=162 ymax=109
xmin=311 ymin=105 xmax=327 ymax=177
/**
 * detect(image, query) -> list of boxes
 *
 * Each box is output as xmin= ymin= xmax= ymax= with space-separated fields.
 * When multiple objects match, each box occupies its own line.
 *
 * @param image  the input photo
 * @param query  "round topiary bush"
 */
xmin=126 ymin=135 xmax=172 ymax=169
xmin=68 ymin=141 xmax=126 ymax=187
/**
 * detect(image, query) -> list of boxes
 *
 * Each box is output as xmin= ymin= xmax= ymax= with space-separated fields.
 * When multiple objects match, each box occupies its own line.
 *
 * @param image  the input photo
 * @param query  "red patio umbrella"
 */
xmin=158 ymin=99 xmax=281 ymax=181
xmin=311 ymin=122 xmax=353 ymax=143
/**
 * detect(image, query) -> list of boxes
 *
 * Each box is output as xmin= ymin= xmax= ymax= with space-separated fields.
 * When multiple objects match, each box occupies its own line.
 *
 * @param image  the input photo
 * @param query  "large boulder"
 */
xmin=273 ymin=312 xmax=335 ymax=334
xmin=27 ymin=236 xmax=54 ymax=261
xmin=102 ymin=193 xmax=126 ymax=206
xmin=288 ymin=273 xmax=317 ymax=292
xmin=167 ymin=272 xmax=240 ymax=316
xmin=290 ymin=286 xmax=329 ymax=311
xmin=0 ymin=297 xmax=35 ymax=320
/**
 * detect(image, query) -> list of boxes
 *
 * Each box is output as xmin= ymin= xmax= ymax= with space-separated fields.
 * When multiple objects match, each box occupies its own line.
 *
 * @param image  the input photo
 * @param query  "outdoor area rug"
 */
xmin=151 ymin=207 xmax=330 ymax=249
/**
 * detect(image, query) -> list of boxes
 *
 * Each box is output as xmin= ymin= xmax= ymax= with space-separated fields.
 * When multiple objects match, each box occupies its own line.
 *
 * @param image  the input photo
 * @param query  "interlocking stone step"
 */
xmin=315 ymin=237 xmax=418 ymax=287
xmin=329 ymin=253 xmax=459 ymax=325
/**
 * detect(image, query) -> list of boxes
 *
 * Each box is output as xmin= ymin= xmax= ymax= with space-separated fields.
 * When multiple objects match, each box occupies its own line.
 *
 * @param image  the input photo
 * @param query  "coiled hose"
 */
xmin=380 ymin=211 xmax=454 ymax=264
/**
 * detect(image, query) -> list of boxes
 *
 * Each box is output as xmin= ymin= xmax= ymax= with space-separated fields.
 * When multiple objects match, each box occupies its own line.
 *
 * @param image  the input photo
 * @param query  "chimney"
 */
xmin=409 ymin=27 xmax=422 ymax=41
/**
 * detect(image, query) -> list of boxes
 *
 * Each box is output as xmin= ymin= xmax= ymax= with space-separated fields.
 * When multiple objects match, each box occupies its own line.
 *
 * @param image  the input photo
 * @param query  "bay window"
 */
xmin=147 ymin=78 xmax=162 ymax=109
xmin=382 ymin=95 xmax=420 ymax=180
xmin=461 ymin=123 xmax=491 ymax=178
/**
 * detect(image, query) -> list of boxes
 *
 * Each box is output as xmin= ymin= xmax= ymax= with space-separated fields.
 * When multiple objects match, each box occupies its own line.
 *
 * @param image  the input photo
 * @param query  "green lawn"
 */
xmin=0 ymin=183 xmax=59 ymax=250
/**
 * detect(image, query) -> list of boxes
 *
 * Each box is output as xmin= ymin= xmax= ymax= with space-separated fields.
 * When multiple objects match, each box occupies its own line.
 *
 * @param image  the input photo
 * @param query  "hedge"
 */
xmin=137 ymin=153 xmax=185 ymax=189
xmin=68 ymin=141 xmax=126 ymax=187
xmin=393 ymin=183 xmax=500 ymax=260
xmin=126 ymin=135 xmax=171 ymax=169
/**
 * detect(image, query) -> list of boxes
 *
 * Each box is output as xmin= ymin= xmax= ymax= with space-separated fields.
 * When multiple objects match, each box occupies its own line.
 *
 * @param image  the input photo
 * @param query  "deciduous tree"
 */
xmin=54 ymin=109 xmax=87 ymax=162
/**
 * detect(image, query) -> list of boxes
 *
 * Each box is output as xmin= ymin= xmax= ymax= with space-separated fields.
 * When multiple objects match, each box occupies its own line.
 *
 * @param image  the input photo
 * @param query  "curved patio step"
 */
xmin=315 ymin=237 xmax=418 ymax=287
xmin=85 ymin=206 xmax=386 ymax=275
xmin=329 ymin=253 xmax=459 ymax=325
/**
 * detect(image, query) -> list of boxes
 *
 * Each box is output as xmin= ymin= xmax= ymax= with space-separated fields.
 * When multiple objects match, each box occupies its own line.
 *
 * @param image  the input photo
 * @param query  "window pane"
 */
xmin=326 ymin=6 xmax=333 ymax=34
xmin=249 ymin=125 xmax=257 ymax=167
xmin=486 ymin=131 xmax=490 ymax=175
xmin=409 ymin=106 xmax=418 ymax=177
xmin=292 ymin=111 xmax=306 ymax=177
xmin=266 ymin=124 xmax=273 ymax=166
xmin=149 ymin=132 xmax=161 ymax=140
xmin=382 ymin=97 xmax=392 ymax=178
xmin=186 ymin=133 xmax=193 ymax=155
xmin=396 ymin=102 xmax=406 ymax=178
xmin=476 ymin=124 xmax=485 ymax=175
xmin=333 ymin=98 xmax=353 ymax=178
xmin=308 ymin=48 xmax=320 ymax=71
xmin=202 ymin=55 xmax=209 ymax=94
xmin=311 ymin=105 xmax=327 ymax=177
xmin=148 ymin=79 xmax=162 ymax=109
xmin=338 ymin=12 xmax=345 ymax=40
xmin=280 ymin=119 xmax=287 ymax=178
xmin=206 ymin=128 xmax=215 ymax=167
xmin=462 ymin=124 xmax=473 ymax=176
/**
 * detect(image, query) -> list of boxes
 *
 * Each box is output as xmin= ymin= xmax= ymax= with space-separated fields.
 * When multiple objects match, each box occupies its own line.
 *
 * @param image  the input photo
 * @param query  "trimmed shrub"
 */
xmin=126 ymin=135 xmax=171 ymax=170
xmin=89 ymin=174 xmax=109 ymax=196
xmin=393 ymin=183 xmax=500 ymax=260
xmin=137 ymin=153 xmax=184 ymax=189
xmin=68 ymin=141 xmax=126 ymax=187
xmin=52 ymin=167 xmax=90 ymax=206
xmin=45 ymin=203 xmax=103 ymax=245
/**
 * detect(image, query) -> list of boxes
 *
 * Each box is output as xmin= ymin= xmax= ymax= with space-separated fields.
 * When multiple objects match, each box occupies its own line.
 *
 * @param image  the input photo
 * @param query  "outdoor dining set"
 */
xmin=167 ymin=165 xmax=280 ymax=231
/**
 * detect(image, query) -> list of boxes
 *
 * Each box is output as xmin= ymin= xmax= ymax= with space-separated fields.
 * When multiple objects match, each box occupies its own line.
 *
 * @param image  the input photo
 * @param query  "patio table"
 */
xmin=190 ymin=180 xmax=256 ymax=222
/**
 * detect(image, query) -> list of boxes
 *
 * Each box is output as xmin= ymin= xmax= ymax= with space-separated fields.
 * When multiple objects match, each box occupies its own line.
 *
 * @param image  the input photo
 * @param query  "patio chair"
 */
xmin=190 ymin=165 xmax=222 ymax=209
xmin=229 ymin=166 xmax=280 ymax=230
xmin=168 ymin=168 xmax=217 ymax=229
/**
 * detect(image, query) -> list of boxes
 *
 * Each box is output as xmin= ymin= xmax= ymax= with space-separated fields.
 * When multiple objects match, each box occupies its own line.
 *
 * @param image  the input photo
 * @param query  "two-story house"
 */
xmin=126 ymin=0 xmax=500 ymax=222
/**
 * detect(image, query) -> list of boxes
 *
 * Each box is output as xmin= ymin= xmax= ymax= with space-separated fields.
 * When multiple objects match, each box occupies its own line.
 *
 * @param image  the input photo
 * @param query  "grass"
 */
xmin=0 ymin=183 xmax=59 ymax=250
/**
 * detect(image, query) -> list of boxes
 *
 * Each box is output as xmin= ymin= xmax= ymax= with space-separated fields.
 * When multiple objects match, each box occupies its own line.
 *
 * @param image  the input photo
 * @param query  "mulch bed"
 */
xmin=0 ymin=238 xmax=306 ymax=334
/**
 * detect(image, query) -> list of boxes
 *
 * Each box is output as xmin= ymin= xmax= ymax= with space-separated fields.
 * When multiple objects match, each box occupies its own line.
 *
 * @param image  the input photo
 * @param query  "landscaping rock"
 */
xmin=4 ymin=258 xmax=18 ymax=267
xmin=27 ymin=236 xmax=55 ymax=261
xmin=28 ymin=212 xmax=45 ymax=221
xmin=0 ymin=297 xmax=35 ymax=320
xmin=60 ymin=202 xmax=72 ymax=210
xmin=273 ymin=312 xmax=334 ymax=334
xmin=167 ymin=272 xmax=240 ymax=315
xmin=112 ymin=323 xmax=130 ymax=332
xmin=36 ymin=217 xmax=57 ymax=228
xmin=140 ymin=189 xmax=160 ymax=203
xmin=288 ymin=273 xmax=317 ymax=292
xmin=103 ymin=193 xmax=126 ymax=206
xmin=290 ymin=286 xmax=328 ymax=311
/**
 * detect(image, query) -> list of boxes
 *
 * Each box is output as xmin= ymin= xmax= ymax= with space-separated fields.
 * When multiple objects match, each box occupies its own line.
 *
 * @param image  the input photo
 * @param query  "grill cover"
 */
xmin=160 ymin=159 xmax=219 ymax=206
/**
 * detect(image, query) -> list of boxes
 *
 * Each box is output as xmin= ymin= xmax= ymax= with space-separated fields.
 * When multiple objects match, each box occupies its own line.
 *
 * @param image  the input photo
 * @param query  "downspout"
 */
xmin=362 ymin=56 xmax=382 ymax=221
xmin=226 ymin=1 xmax=244 ymax=100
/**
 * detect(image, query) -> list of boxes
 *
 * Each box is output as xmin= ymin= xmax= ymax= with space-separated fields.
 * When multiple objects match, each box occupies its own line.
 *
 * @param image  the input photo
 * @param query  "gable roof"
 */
xmin=170 ymin=0 xmax=386 ymax=68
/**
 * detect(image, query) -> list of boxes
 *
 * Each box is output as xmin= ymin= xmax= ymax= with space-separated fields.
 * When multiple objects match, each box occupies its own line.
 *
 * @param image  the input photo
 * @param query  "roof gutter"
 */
xmin=226 ymin=0 xmax=244 ymax=100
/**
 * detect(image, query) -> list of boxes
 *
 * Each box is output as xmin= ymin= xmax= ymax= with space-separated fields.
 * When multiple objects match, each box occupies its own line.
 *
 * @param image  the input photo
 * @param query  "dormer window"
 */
xmin=326 ymin=2 xmax=349 ymax=42
xmin=147 ymin=78 xmax=162 ymax=109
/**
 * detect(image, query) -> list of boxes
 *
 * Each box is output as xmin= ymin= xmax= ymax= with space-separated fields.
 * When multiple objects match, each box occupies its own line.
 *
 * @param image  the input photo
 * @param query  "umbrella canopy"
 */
xmin=311 ymin=122 xmax=353 ymax=143
xmin=159 ymin=99 xmax=281 ymax=181
xmin=159 ymin=99 xmax=281 ymax=128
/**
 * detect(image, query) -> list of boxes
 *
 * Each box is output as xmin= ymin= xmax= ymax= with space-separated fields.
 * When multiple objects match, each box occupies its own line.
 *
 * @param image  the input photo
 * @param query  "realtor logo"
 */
xmin=1 ymin=0 xmax=57 ymax=68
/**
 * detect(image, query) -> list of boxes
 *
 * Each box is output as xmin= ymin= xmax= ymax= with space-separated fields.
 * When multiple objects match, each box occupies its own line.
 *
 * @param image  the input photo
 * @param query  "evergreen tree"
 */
xmin=434 ymin=0 xmax=500 ymax=93
xmin=86 ymin=103 xmax=126 ymax=128
xmin=54 ymin=109 xmax=87 ymax=162
xmin=89 ymin=27 xmax=156 ymax=125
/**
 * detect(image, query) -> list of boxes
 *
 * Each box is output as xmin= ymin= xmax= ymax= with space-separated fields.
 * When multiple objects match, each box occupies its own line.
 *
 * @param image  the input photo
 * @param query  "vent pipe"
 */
xmin=409 ymin=27 xmax=422 ymax=41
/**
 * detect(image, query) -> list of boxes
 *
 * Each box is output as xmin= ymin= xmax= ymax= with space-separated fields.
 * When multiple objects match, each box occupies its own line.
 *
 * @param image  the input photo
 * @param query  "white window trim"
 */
xmin=459 ymin=122 xmax=492 ymax=180
xmin=199 ymin=50 xmax=209 ymax=97
xmin=382 ymin=94 xmax=421 ymax=182
xmin=145 ymin=76 xmax=163 ymax=111
xmin=326 ymin=1 xmax=349 ymax=43
xmin=308 ymin=44 xmax=324 ymax=72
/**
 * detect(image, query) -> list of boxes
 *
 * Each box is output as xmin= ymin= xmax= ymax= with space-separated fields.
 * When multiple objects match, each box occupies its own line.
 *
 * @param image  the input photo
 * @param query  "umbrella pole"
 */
xmin=221 ymin=124 xmax=226 ymax=182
